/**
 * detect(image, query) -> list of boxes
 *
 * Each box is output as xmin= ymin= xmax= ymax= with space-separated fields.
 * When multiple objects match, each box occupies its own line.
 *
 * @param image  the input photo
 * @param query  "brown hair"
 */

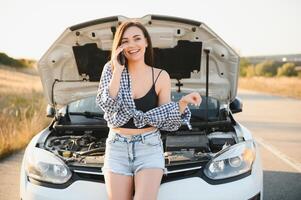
xmin=111 ymin=20 xmax=154 ymax=67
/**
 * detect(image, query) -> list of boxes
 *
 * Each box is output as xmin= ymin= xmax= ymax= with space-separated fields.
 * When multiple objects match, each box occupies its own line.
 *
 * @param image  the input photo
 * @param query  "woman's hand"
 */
xmin=111 ymin=44 xmax=126 ymax=73
xmin=179 ymin=92 xmax=202 ymax=113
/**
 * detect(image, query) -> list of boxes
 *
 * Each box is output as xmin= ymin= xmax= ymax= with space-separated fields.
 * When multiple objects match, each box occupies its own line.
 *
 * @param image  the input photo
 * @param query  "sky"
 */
xmin=1 ymin=0 xmax=300 ymax=60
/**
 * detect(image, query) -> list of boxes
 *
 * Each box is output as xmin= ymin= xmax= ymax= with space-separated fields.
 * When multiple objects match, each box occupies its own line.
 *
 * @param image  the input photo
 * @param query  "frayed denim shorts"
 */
xmin=101 ymin=128 xmax=167 ymax=176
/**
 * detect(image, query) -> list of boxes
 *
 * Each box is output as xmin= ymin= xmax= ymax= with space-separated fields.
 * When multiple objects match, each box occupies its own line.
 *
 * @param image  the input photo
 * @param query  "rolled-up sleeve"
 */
xmin=143 ymin=101 xmax=191 ymax=131
xmin=96 ymin=63 xmax=123 ymax=115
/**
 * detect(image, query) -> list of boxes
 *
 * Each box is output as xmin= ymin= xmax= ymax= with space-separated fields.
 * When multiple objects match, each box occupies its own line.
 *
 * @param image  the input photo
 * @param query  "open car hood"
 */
xmin=38 ymin=15 xmax=239 ymax=107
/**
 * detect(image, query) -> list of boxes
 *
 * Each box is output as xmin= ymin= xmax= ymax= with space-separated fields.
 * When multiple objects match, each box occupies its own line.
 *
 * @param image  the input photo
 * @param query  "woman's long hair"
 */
xmin=111 ymin=20 xmax=154 ymax=67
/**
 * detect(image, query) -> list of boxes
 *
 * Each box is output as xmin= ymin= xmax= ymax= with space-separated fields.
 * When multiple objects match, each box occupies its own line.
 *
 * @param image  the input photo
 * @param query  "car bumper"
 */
xmin=21 ymin=136 xmax=263 ymax=200
xmin=21 ymin=175 xmax=261 ymax=200
xmin=159 ymin=175 xmax=262 ymax=200
xmin=21 ymin=155 xmax=262 ymax=200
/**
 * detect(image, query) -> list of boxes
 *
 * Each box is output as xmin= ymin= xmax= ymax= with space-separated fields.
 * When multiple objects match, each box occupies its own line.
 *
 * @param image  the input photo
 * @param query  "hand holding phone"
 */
xmin=117 ymin=51 xmax=126 ymax=66
xmin=111 ymin=45 xmax=126 ymax=72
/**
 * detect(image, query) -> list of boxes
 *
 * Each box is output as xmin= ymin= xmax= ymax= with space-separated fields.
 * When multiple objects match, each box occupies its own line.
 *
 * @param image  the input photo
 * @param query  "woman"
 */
xmin=96 ymin=20 xmax=201 ymax=200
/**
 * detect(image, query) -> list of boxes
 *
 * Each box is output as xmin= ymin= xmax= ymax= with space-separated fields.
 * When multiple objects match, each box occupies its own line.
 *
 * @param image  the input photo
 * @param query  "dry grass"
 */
xmin=0 ymin=65 xmax=41 ymax=93
xmin=0 ymin=66 xmax=50 ymax=159
xmin=238 ymin=76 xmax=301 ymax=99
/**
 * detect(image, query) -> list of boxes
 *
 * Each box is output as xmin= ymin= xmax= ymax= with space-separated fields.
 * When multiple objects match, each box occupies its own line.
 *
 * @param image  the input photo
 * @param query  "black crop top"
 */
xmin=120 ymin=67 xmax=163 ymax=129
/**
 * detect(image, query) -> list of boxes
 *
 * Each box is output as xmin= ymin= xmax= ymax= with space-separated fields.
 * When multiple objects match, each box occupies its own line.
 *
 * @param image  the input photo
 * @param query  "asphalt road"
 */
xmin=0 ymin=89 xmax=300 ymax=200
xmin=235 ymin=89 xmax=301 ymax=200
xmin=0 ymin=150 xmax=24 ymax=200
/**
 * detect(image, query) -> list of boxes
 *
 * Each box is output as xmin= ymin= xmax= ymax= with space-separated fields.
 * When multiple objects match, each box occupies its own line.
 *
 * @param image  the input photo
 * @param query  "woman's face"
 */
xmin=121 ymin=26 xmax=148 ymax=63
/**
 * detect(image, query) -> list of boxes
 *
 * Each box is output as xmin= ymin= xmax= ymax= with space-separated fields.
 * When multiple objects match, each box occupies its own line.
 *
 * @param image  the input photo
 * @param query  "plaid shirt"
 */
xmin=96 ymin=62 xmax=191 ymax=131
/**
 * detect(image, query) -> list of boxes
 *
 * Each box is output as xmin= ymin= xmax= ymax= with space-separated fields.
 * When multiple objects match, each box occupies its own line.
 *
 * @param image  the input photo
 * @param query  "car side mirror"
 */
xmin=230 ymin=97 xmax=243 ymax=114
xmin=46 ymin=104 xmax=56 ymax=118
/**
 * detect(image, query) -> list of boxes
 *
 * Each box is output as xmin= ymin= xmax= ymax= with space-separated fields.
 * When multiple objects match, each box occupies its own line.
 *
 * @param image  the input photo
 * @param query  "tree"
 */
xmin=277 ymin=63 xmax=297 ymax=77
xmin=255 ymin=60 xmax=278 ymax=77
xmin=245 ymin=65 xmax=256 ymax=77
xmin=239 ymin=58 xmax=251 ymax=77
xmin=0 ymin=52 xmax=36 ymax=68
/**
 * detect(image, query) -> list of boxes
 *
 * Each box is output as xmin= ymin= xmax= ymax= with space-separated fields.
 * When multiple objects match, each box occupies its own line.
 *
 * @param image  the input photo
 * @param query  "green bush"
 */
xmin=19 ymin=58 xmax=36 ymax=68
xmin=255 ymin=60 xmax=279 ymax=77
xmin=0 ymin=52 xmax=28 ymax=68
xmin=245 ymin=65 xmax=256 ymax=77
xmin=239 ymin=58 xmax=251 ymax=77
xmin=277 ymin=63 xmax=297 ymax=77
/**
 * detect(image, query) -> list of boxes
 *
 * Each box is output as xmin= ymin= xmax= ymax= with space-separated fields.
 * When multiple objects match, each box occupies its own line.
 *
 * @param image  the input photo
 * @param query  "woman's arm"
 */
xmin=96 ymin=44 xmax=127 ymax=114
xmin=95 ymin=63 xmax=123 ymax=114
xmin=157 ymin=70 xmax=200 ymax=113
xmin=108 ymin=66 xmax=123 ymax=99
xmin=156 ymin=71 xmax=188 ymax=114
xmin=151 ymin=70 xmax=193 ymax=131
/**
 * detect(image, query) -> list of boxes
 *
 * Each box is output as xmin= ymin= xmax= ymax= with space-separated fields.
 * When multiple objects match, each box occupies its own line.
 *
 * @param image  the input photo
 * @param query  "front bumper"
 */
xmin=20 ymin=150 xmax=262 ymax=200
xmin=20 ymin=133 xmax=263 ymax=200
xmin=21 ymin=174 xmax=261 ymax=200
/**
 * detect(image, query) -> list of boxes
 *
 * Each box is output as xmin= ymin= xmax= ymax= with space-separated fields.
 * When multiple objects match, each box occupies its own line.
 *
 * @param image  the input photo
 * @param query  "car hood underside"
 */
xmin=38 ymin=15 xmax=239 ymax=107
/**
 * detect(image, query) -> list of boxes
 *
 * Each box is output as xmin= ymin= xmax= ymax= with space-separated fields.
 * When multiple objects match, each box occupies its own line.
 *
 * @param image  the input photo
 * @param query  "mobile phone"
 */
xmin=117 ymin=51 xmax=126 ymax=65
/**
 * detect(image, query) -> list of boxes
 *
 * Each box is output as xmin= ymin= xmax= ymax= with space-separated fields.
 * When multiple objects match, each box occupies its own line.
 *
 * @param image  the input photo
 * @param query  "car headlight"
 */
xmin=204 ymin=140 xmax=256 ymax=180
xmin=25 ymin=147 xmax=72 ymax=184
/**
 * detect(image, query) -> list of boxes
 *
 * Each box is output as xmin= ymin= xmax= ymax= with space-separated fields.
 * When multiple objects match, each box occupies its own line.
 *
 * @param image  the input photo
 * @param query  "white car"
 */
xmin=20 ymin=15 xmax=263 ymax=200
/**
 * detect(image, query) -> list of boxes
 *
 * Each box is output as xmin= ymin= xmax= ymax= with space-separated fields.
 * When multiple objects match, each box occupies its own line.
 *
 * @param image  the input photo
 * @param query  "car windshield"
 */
xmin=68 ymin=93 xmax=220 ymax=121
xmin=171 ymin=92 xmax=219 ymax=111
xmin=68 ymin=95 xmax=104 ymax=114
xmin=171 ymin=92 xmax=220 ymax=121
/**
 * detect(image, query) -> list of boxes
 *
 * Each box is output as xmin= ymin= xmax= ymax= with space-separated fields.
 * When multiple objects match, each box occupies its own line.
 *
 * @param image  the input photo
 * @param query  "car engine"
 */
xmin=44 ymin=130 xmax=238 ymax=168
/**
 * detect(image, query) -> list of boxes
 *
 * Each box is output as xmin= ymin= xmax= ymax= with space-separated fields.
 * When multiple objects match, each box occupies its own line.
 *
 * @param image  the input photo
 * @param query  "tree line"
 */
xmin=240 ymin=58 xmax=300 ymax=77
xmin=0 ymin=52 xmax=36 ymax=68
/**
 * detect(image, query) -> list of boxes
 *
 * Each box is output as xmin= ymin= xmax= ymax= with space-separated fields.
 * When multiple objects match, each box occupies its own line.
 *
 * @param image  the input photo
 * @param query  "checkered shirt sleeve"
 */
xmin=95 ymin=63 xmax=123 ymax=115
xmin=143 ymin=102 xmax=191 ymax=131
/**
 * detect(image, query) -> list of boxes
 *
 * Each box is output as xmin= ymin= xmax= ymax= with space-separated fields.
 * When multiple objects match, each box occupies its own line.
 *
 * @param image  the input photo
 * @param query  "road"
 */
xmin=235 ymin=89 xmax=301 ymax=200
xmin=0 ymin=89 xmax=300 ymax=200
xmin=0 ymin=150 xmax=24 ymax=200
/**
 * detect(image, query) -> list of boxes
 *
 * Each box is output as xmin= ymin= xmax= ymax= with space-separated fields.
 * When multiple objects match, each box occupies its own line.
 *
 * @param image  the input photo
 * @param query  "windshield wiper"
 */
xmin=68 ymin=111 xmax=104 ymax=119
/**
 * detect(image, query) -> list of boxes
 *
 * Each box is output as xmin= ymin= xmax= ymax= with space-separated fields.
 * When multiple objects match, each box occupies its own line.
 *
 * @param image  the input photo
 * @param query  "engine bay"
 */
xmin=44 ymin=128 xmax=238 ymax=168
xmin=43 ymin=93 xmax=238 ymax=168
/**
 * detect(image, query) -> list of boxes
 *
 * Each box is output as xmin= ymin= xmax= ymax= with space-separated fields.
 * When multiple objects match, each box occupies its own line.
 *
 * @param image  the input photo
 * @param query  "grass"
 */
xmin=0 ymin=66 xmax=50 ymax=159
xmin=238 ymin=76 xmax=301 ymax=99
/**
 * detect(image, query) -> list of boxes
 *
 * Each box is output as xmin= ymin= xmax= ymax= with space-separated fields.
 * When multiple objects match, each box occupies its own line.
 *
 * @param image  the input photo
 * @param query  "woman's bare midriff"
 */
xmin=111 ymin=126 xmax=157 ymax=136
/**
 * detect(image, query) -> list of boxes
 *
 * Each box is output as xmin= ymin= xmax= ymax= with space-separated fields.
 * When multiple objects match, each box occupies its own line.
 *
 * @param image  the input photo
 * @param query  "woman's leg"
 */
xmin=133 ymin=168 xmax=163 ymax=200
xmin=104 ymin=171 xmax=134 ymax=200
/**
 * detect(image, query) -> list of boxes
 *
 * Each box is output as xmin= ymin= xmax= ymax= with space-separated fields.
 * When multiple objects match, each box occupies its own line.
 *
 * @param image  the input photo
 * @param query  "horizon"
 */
xmin=1 ymin=0 xmax=300 ymax=60
xmin=3 ymin=52 xmax=301 ymax=61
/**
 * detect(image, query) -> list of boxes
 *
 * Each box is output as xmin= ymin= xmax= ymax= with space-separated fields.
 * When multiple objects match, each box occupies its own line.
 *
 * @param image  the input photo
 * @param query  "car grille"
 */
xmin=72 ymin=163 xmax=204 ymax=184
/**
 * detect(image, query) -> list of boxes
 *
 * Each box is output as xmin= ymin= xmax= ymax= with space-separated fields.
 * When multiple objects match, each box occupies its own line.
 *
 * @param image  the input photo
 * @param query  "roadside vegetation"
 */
xmin=0 ymin=52 xmax=36 ymax=68
xmin=0 ymin=53 xmax=50 ymax=159
xmin=238 ymin=57 xmax=301 ymax=99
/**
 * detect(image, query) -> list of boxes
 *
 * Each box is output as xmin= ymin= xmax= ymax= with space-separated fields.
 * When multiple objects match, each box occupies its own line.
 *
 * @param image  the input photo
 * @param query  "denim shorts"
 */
xmin=101 ymin=128 xmax=167 ymax=176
